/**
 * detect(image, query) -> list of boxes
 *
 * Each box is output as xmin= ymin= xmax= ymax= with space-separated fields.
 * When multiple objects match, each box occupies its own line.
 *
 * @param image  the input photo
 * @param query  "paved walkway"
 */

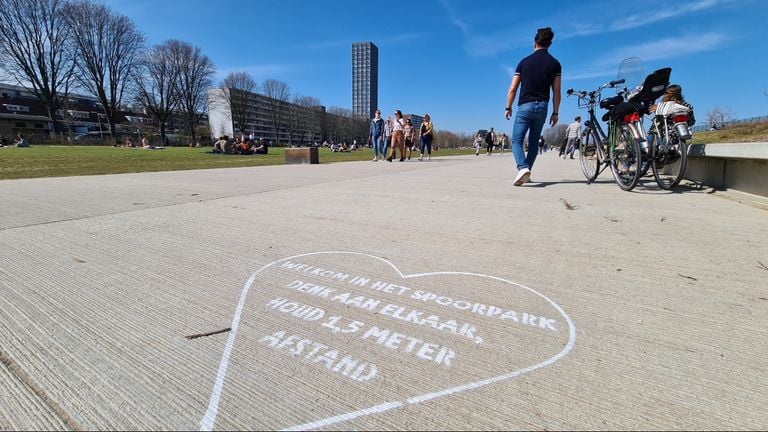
xmin=1 ymin=152 xmax=766 ymax=430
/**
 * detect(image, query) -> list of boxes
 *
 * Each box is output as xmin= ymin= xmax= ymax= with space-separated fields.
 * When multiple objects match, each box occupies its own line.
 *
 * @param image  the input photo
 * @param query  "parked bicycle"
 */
xmin=566 ymin=58 xmax=645 ymax=191
xmin=566 ymin=78 xmax=624 ymax=184
xmin=568 ymin=58 xmax=675 ymax=191
xmin=645 ymin=90 xmax=693 ymax=189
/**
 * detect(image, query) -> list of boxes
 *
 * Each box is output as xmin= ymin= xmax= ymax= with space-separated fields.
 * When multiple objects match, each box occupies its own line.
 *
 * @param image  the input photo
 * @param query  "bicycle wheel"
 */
xmin=578 ymin=129 xmax=600 ymax=183
xmin=652 ymin=138 xmax=688 ymax=190
xmin=609 ymin=124 xmax=642 ymax=191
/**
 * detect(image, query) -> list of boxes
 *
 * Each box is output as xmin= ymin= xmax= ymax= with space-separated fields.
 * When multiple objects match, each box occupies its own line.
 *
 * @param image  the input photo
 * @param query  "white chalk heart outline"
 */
xmin=200 ymin=251 xmax=577 ymax=431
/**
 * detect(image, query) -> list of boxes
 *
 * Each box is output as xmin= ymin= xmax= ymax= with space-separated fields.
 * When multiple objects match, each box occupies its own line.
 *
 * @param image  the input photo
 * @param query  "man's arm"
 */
xmin=550 ymin=75 xmax=561 ymax=126
xmin=505 ymin=75 xmax=521 ymax=120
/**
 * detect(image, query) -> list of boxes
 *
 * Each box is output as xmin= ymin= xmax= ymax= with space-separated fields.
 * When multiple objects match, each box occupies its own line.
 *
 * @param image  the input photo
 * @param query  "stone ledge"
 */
xmin=688 ymin=142 xmax=768 ymax=160
xmin=685 ymin=142 xmax=767 ymax=198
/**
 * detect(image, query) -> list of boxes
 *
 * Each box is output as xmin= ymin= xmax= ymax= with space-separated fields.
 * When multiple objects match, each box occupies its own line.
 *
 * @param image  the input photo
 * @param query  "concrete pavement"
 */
xmin=1 ymin=152 xmax=766 ymax=430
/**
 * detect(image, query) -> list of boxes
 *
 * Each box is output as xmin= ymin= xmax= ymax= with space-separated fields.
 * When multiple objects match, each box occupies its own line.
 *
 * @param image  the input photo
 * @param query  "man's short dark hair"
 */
xmin=535 ymin=27 xmax=554 ymax=48
xmin=575 ymin=116 xmax=581 ymax=121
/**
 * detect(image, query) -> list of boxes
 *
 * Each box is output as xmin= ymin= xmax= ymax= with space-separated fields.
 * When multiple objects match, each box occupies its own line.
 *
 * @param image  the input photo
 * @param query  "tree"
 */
xmin=220 ymin=71 xmax=257 ymax=136
xmin=293 ymin=95 xmax=322 ymax=146
xmin=706 ymin=106 xmax=736 ymax=128
xmin=262 ymin=79 xmax=290 ymax=145
xmin=0 ymin=0 xmax=75 ymax=133
xmin=63 ymin=0 xmax=144 ymax=139
xmin=134 ymin=41 xmax=181 ymax=145
xmin=169 ymin=40 xmax=214 ymax=144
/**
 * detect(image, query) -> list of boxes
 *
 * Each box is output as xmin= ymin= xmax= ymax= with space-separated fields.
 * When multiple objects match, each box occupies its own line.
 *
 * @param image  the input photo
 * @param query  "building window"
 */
xmin=34 ymin=123 xmax=45 ymax=129
xmin=15 ymin=122 xmax=26 ymax=128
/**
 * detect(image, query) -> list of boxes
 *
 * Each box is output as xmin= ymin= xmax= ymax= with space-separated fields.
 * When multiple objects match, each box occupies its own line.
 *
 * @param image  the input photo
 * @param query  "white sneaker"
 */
xmin=513 ymin=168 xmax=531 ymax=186
xmin=418 ymin=153 xmax=423 ymax=161
xmin=372 ymin=157 xmax=378 ymax=161
xmin=428 ymin=154 xmax=431 ymax=160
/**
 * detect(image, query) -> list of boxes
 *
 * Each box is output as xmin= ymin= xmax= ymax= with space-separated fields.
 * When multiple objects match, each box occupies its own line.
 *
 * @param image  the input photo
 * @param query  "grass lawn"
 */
xmin=0 ymin=146 xmax=476 ymax=180
xmin=690 ymin=121 xmax=768 ymax=144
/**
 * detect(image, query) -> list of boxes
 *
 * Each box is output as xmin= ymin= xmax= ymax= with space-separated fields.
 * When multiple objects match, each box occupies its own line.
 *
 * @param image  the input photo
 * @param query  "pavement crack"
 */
xmin=0 ymin=349 xmax=83 ymax=431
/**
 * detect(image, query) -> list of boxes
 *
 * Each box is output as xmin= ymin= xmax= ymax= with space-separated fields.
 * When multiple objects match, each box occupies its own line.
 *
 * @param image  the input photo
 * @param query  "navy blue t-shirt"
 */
xmin=515 ymin=49 xmax=561 ymax=106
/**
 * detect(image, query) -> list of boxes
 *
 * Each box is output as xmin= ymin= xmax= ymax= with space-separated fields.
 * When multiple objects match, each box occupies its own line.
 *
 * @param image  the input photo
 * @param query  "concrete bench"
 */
xmin=686 ymin=142 xmax=768 ymax=198
xmin=284 ymin=147 xmax=319 ymax=165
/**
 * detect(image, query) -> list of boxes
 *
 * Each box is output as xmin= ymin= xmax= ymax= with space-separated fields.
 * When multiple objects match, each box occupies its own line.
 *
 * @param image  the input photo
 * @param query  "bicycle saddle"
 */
xmin=599 ymin=95 xmax=623 ymax=110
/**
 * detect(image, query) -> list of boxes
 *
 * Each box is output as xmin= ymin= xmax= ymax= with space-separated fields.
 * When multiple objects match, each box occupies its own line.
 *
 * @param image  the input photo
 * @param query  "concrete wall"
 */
xmin=686 ymin=143 xmax=768 ymax=197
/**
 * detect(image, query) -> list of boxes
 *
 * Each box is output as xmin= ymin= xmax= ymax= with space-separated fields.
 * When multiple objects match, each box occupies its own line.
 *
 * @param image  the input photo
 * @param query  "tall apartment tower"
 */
xmin=352 ymin=42 xmax=378 ymax=120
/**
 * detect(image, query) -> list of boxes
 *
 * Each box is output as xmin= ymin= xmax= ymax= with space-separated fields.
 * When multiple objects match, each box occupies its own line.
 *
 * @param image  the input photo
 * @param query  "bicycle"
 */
xmin=645 ymin=99 xmax=692 ymax=189
xmin=566 ymin=78 xmax=623 ymax=183
xmin=566 ymin=79 xmax=643 ymax=191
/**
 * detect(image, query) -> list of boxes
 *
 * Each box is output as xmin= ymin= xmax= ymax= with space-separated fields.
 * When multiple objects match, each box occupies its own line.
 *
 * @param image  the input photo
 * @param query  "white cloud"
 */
xmin=442 ymin=0 xmax=727 ymax=58
xmin=600 ymin=32 xmax=730 ymax=64
xmin=563 ymin=32 xmax=731 ymax=83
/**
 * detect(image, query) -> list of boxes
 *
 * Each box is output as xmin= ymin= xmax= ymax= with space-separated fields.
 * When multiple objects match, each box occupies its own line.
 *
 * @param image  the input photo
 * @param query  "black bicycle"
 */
xmin=566 ymin=79 xmax=623 ymax=183
xmin=567 ymin=77 xmax=644 ymax=191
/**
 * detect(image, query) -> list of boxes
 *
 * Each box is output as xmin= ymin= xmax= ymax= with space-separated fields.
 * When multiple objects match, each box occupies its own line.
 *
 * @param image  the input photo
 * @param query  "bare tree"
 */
xmin=134 ymin=41 xmax=181 ymax=144
xmin=262 ymin=79 xmax=290 ymax=145
xmin=294 ymin=95 xmax=322 ymax=146
xmin=169 ymin=40 xmax=214 ymax=144
xmin=706 ymin=106 xmax=736 ymax=129
xmin=221 ymin=71 xmax=257 ymax=136
xmin=0 ymin=0 xmax=75 ymax=133
xmin=63 ymin=0 xmax=144 ymax=140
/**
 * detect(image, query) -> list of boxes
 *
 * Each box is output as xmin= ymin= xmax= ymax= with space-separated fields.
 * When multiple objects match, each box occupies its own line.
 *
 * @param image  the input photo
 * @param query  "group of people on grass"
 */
xmin=0 ymin=133 xmax=29 ymax=147
xmin=369 ymin=110 xmax=434 ymax=162
xmin=212 ymin=135 xmax=268 ymax=155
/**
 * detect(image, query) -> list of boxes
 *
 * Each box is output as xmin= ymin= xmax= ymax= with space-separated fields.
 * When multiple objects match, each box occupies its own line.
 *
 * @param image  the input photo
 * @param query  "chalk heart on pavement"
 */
xmin=204 ymin=252 xmax=576 ymax=430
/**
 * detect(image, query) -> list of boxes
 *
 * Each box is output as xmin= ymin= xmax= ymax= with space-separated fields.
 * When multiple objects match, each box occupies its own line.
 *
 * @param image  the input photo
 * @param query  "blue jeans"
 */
xmin=372 ymin=135 xmax=383 ymax=158
xmin=511 ymin=101 xmax=548 ymax=170
xmin=420 ymin=134 xmax=433 ymax=155
xmin=382 ymin=136 xmax=391 ymax=158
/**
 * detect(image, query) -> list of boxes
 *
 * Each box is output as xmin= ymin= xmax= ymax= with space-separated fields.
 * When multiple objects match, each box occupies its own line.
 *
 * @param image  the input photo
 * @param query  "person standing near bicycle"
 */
xmin=505 ymin=27 xmax=561 ymax=186
xmin=564 ymin=116 xmax=581 ymax=159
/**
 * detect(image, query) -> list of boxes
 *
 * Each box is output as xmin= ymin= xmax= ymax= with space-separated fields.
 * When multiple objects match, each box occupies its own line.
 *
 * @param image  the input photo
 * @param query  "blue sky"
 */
xmin=107 ymin=0 xmax=766 ymax=135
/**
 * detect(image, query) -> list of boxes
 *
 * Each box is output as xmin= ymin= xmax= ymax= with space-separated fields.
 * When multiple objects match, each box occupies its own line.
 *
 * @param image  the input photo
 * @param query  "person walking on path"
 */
xmin=499 ymin=133 xmax=508 ymax=154
xmin=369 ymin=109 xmax=384 ymax=161
xmin=382 ymin=116 xmax=393 ymax=161
xmin=404 ymin=118 xmax=415 ymax=160
xmin=474 ymin=132 xmax=483 ymax=156
xmin=504 ymin=27 xmax=561 ymax=186
xmin=419 ymin=113 xmax=434 ymax=160
xmin=485 ymin=127 xmax=496 ymax=155
xmin=564 ymin=116 xmax=581 ymax=159
xmin=388 ymin=110 xmax=406 ymax=162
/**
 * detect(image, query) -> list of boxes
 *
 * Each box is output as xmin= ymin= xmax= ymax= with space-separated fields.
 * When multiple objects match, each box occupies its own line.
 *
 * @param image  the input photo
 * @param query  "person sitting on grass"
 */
xmin=0 ymin=134 xmax=8 ymax=147
xmin=14 ymin=133 xmax=30 ymax=147
xmin=252 ymin=138 xmax=268 ymax=155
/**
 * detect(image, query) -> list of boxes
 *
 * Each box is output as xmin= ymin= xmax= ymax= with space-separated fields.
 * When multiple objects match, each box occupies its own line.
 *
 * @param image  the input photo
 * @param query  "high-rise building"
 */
xmin=352 ymin=42 xmax=378 ymax=120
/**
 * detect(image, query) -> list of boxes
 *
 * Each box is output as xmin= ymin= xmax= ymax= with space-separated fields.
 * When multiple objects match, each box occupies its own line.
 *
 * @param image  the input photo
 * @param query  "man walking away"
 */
xmin=504 ymin=27 xmax=561 ymax=186
xmin=564 ymin=116 xmax=581 ymax=159
xmin=485 ymin=127 xmax=496 ymax=155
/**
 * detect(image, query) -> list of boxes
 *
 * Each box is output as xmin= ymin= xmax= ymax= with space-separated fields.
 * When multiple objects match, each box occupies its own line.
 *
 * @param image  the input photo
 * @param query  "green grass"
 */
xmin=0 ymin=146 xmax=476 ymax=180
xmin=691 ymin=121 xmax=768 ymax=145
